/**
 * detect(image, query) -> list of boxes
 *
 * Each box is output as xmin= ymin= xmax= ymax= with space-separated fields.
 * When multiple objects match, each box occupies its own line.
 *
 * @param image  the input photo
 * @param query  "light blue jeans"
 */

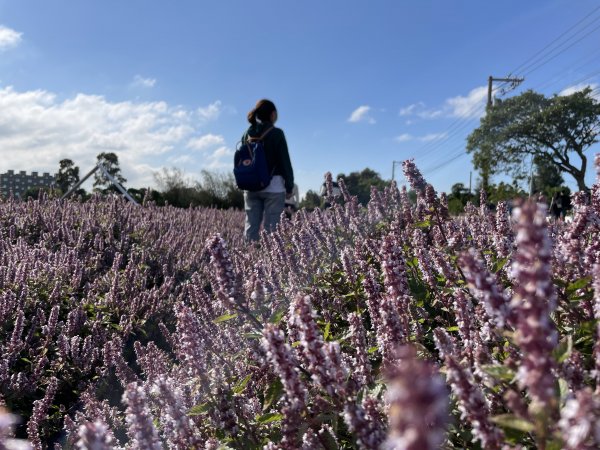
xmin=244 ymin=191 xmax=286 ymax=241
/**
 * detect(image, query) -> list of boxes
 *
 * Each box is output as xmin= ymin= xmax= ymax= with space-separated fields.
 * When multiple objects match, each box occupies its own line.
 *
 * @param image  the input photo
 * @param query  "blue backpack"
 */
xmin=233 ymin=127 xmax=274 ymax=191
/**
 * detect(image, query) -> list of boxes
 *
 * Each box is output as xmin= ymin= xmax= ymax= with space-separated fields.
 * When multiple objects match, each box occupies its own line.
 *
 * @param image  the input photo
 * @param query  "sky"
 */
xmin=1 ymin=0 xmax=599 ymax=198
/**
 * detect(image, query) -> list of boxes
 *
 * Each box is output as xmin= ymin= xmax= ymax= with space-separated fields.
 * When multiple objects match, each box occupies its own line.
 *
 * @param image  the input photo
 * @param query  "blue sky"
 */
xmin=1 ymin=0 xmax=599 ymax=197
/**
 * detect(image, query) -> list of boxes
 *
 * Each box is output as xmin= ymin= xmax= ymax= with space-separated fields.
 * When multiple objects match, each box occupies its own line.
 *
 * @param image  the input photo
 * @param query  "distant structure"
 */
xmin=0 ymin=170 xmax=56 ymax=198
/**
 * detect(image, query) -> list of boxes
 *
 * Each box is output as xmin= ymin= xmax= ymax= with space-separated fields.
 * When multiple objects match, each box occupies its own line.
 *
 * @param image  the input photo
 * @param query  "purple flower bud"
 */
xmin=122 ymin=382 xmax=162 ymax=450
xmin=75 ymin=420 xmax=114 ymax=450
xmin=559 ymin=388 xmax=600 ymax=449
xmin=434 ymin=329 xmax=503 ymax=449
xmin=510 ymin=201 xmax=558 ymax=412
xmin=402 ymin=159 xmax=427 ymax=194
xmin=261 ymin=323 xmax=307 ymax=411
xmin=384 ymin=346 xmax=448 ymax=450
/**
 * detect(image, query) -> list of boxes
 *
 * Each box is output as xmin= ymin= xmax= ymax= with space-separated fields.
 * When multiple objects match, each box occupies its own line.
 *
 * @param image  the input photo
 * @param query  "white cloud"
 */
xmin=132 ymin=75 xmax=156 ymax=88
xmin=399 ymin=102 xmax=424 ymax=116
xmin=197 ymin=100 xmax=223 ymax=122
xmin=186 ymin=133 xmax=225 ymax=151
xmin=348 ymin=105 xmax=375 ymax=124
xmin=394 ymin=132 xmax=448 ymax=143
xmin=205 ymin=146 xmax=233 ymax=170
xmin=397 ymin=101 xmax=443 ymax=120
xmin=445 ymin=86 xmax=488 ymax=118
xmin=0 ymin=85 xmax=228 ymax=188
xmin=420 ymin=132 xmax=448 ymax=142
xmin=0 ymin=26 xmax=22 ymax=51
xmin=398 ymin=86 xmax=487 ymax=121
xmin=395 ymin=133 xmax=413 ymax=142
xmin=559 ymin=83 xmax=599 ymax=99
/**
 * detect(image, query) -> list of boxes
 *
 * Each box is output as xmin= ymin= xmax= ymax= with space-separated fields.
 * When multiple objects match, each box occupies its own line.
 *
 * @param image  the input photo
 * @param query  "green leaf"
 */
xmin=323 ymin=322 xmax=331 ymax=341
xmin=565 ymin=276 xmax=592 ymax=294
xmin=493 ymin=257 xmax=509 ymax=273
xmin=233 ymin=374 xmax=252 ymax=394
xmin=256 ymin=412 xmax=283 ymax=424
xmin=558 ymin=378 xmax=569 ymax=405
xmin=491 ymin=414 xmax=535 ymax=432
xmin=445 ymin=326 xmax=459 ymax=332
xmin=243 ymin=332 xmax=263 ymax=340
xmin=553 ymin=335 xmax=573 ymax=364
xmin=480 ymin=364 xmax=516 ymax=383
xmin=367 ymin=346 xmax=379 ymax=354
xmin=269 ymin=308 xmax=286 ymax=324
xmin=414 ymin=220 xmax=431 ymax=228
xmin=188 ymin=402 xmax=211 ymax=416
xmin=263 ymin=378 xmax=283 ymax=411
xmin=213 ymin=313 xmax=238 ymax=324
xmin=319 ymin=425 xmax=339 ymax=450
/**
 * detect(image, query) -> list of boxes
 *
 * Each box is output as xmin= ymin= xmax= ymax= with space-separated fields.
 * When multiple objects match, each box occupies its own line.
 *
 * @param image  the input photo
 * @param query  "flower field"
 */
xmin=1 ymin=157 xmax=600 ymax=449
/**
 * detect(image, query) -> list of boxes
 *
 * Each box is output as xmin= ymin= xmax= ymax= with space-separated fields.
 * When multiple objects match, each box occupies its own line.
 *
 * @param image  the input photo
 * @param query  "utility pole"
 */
xmin=487 ymin=75 xmax=524 ymax=108
xmin=391 ymin=160 xmax=402 ymax=181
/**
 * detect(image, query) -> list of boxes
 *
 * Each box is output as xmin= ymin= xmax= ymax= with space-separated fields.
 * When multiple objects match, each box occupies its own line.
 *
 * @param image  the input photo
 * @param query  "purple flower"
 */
xmin=344 ymin=397 xmax=386 ymax=450
xmin=559 ymin=388 xmax=600 ymax=449
xmin=459 ymin=248 xmax=513 ymax=328
xmin=347 ymin=313 xmax=373 ymax=387
xmin=122 ymin=382 xmax=162 ymax=450
xmin=261 ymin=323 xmax=307 ymax=411
xmin=205 ymin=234 xmax=238 ymax=310
xmin=510 ymin=200 xmax=558 ymax=412
xmin=384 ymin=345 xmax=448 ymax=450
xmin=288 ymin=294 xmax=347 ymax=398
xmin=402 ymin=159 xmax=427 ymax=193
xmin=434 ymin=329 xmax=503 ymax=449
xmin=26 ymin=377 xmax=58 ymax=450
xmin=75 ymin=420 xmax=114 ymax=450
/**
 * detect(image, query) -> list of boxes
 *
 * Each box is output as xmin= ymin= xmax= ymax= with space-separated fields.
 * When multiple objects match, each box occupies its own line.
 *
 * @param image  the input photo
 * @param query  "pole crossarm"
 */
xmin=61 ymin=163 xmax=139 ymax=205
xmin=487 ymin=75 xmax=525 ymax=107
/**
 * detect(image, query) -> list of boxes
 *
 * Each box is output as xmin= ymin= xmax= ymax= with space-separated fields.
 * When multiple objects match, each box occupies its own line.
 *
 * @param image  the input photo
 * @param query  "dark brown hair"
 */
xmin=247 ymin=99 xmax=277 ymax=125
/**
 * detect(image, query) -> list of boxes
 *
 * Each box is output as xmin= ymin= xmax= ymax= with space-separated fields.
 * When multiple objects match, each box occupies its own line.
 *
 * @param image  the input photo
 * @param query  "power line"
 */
xmin=508 ymin=4 xmax=600 ymax=77
xmin=517 ymin=20 xmax=600 ymax=79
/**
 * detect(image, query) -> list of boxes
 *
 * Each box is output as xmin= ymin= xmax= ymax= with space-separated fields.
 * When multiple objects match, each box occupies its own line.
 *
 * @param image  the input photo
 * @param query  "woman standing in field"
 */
xmin=241 ymin=99 xmax=294 ymax=241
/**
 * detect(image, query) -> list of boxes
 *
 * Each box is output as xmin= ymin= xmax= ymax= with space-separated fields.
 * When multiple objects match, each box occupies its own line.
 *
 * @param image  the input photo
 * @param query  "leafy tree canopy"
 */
xmin=94 ymin=152 xmax=127 ymax=193
xmin=336 ymin=168 xmax=389 ymax=206
xmin=466 ymin=88 xmax=600 ymax=192
xmin=56 ymin=159 xmax=81 ymax=194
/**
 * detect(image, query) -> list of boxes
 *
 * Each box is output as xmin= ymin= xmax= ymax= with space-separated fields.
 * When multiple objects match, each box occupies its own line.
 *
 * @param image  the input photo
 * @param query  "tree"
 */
xmin=94 ymin=152 xmax=127 ymax=193
xmin=299 ymin=189 xmax=322 ymax=210
xmin=467 ymin=88 xmax=600 ymax=192
xmin=336 ymin=168 xmax=390 ymax=206
xmin=56 ymin=159 xmax=80 ymax=194
xmin=531 ymin=156 xmax=566 ymax=199
xmin=154 ymin=167 xmax=197 ymax=207
xmin=446 ymin=183 xmax=474 ymax=215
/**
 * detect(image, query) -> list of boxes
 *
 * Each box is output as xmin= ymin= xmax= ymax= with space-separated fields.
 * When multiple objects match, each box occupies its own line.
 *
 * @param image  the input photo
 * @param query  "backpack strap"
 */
xmin=247 ymin=126 xmax=274 ymax=143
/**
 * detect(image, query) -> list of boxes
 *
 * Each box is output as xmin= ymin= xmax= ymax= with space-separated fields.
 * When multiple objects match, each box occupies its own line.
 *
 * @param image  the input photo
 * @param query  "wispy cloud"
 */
xmin=197 ymin=100 xmax=223 ymax=122
xmin=559 ymin=83 xmax=599 ymax=100
xmin=205 ymin=146 xmax=233 ymax=169
xmin=348 ymin=105 xmax=375 ymax=124
xmin=398 ymin=102 xmax=443 ymax=120
xmin=420 ymin=132 xmax=448 ymax=142
xmin=394 ymin=132 xmax=448 ymax=143
xmin=395 ymin=133 xmax=413 ymax=142
xmin=445 ymin=86 xmax=487 ymax=118
xmin=0 ymin=25 xmax=22 ymax=51
xmin=0 ymin=85 xmax=230 ymax=187
xmin=398 ymin=86 xmax=487 ymax=121
xmin=131 ymin=75 xmax=156 ymax=88
xmin=186 ymin=133 xmax=225 ymax=151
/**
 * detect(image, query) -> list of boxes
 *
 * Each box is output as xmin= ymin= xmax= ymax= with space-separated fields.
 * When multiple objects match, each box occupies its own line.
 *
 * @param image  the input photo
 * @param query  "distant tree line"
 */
xmin=25 ymin=82 xmax=600 ymax=216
